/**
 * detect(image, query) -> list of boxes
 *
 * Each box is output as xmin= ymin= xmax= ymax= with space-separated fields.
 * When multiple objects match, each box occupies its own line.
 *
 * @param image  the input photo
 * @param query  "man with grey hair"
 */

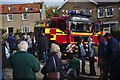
xmin=9 ymin=41 xmax=40 ymax=80
xmin=17 ymin=41 xmax=28 ymax=51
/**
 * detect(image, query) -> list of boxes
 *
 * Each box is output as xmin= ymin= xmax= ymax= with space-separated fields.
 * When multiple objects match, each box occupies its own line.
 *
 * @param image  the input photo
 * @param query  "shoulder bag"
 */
xmin=46 ymin=57 xmax=60 ymax=80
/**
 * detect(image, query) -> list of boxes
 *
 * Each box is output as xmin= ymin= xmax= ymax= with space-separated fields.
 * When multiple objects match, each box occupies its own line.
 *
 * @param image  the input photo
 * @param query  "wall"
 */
xmin=2 ymin=13 xmax=40 ymax=33
xmin=59 ymin=2 xmax=97 ymax=21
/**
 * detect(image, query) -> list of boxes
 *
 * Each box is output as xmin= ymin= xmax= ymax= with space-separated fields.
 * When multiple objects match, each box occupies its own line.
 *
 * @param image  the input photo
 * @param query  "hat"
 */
xmin=50 ymin=43 xmax=60 ymax=53
xmin=18 ymin=41 xmax=28 ymax=51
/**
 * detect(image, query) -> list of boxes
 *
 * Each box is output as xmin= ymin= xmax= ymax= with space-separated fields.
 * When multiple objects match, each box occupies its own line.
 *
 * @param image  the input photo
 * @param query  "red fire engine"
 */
xmin=44 ymin=13 xmax=103 ymax=52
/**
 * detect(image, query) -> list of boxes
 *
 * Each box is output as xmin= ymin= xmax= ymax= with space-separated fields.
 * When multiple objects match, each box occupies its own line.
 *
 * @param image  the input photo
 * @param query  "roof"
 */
xmin=93 ymin=0 xmax=120 ymax=2
xmin=58 ymin=0 xmax=98 ymax=10
xmin=1 ymin=3 xmax=42 ymax=14
xmin=58 ymin=0 xmax=120 ymax=10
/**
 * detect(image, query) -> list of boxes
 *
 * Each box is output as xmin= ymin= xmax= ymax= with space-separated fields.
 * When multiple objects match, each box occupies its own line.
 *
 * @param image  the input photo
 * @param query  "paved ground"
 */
xmin=5 ymin=60 xmax=100 ymax=80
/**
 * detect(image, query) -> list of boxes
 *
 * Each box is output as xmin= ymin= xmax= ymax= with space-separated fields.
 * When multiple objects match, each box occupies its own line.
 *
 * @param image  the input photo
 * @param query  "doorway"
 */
xmin=8 ymin=27 xmax=13 ymax=34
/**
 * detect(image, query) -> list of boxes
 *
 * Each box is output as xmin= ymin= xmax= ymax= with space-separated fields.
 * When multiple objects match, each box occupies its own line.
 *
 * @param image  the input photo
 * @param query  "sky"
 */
xmin=1 ymin=0 xmax=119 ymax=6
xmin=1 ymin=0 xmax=64 ymax=2
xmin=1 ymin=0 xmax=65 ymax=6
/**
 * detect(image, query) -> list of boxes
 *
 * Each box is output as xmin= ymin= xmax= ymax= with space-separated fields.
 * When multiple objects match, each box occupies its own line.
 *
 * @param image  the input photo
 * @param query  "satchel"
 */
xmin=46 ymin=57 xmax=60 ymax=80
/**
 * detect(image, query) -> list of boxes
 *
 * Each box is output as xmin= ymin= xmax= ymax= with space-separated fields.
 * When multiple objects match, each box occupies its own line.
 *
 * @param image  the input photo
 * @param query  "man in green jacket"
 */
xmin=9 ymin=41 xmax=40 ymax=80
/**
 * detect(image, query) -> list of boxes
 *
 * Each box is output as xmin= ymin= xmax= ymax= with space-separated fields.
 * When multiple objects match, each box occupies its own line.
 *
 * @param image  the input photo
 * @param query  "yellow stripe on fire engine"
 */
xmin=56 ymin=29 xmax=67 ymax=35
xmin=50 ymin=34 xmax=56 ymax=40
xmin=45 ymin=28 xmax=50 ymax=34
xmin=56 ymin=29 xmax=64 ymax=34
xmin=94 ymin=32 xmax=101 ymax=36
xmin=72 ymin=32 xmax=93 ymax=36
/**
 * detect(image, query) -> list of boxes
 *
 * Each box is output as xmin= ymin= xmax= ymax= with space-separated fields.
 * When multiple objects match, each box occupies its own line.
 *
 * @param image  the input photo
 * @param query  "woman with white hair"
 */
xmin=9 ymin=41 xmax=40 ymax=80
xmin=41 ymin=43 xmax=63 ymax=80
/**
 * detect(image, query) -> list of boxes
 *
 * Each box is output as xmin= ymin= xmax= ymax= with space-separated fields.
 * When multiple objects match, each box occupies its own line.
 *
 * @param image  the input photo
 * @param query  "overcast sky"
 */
xmin=1 ymin=0 xmax=64 ymax=6
xmin=1 ymin=0 xmax=119 ymax=6
xmin=1 ymin=0 xmax=64 ymax=2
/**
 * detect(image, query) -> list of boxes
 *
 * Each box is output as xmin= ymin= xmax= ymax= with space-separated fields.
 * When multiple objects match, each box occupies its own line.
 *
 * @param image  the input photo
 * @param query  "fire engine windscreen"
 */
xmin=69 ymin=16 xmax=93 ymax=32
xmin=49 ymin=19 xmax=67 ymax=31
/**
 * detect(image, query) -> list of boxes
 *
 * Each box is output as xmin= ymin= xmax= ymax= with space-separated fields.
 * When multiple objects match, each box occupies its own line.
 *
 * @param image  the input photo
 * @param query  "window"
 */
xmin=49 ymin=20 xmax=56 ymax=28
xmin=97 ymin=7 xmax=104 ymax=18
xmin=21 ymin=26 xmax=29 ymax=33
xmin=7 ymin=14 xmax=13 ymax=21
xmin=58 ymin=19 xmax=67 ymax=31
xmin=22 ymin=13 xmax=28 ymax=20
xmin=70 ymin=22 xmax=86 ymax=32
xmin=106 ymin=6 xmax=113 ymax=17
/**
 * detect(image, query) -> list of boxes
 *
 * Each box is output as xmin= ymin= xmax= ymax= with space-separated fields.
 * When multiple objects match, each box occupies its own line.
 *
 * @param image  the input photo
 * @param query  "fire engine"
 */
xmin=44 ymin=12 xmax=103 ymax=53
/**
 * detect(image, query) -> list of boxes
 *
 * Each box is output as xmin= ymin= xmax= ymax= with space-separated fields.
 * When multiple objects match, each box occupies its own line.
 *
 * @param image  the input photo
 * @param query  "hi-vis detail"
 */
xmin=44 ymin=13 xmax=103 ymax=51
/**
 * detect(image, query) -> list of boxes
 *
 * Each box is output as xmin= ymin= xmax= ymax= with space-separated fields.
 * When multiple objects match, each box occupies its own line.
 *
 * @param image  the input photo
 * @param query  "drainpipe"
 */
xmin=41 ymin=0 xmax=46 ymax=21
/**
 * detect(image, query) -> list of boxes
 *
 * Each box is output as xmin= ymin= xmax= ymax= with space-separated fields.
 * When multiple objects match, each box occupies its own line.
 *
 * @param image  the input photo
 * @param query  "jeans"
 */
xmin=81 ymin=56 xmax=86 ymax=72
xmin=67 ymin=68 xmax=77 ymax=78
xmin=43 ymin=50 xmax=48 ymax=62
xmin=89 ymin=57 xmax=96 ymax=75
xmin=1 ymin=69 xmax=6 ymax=80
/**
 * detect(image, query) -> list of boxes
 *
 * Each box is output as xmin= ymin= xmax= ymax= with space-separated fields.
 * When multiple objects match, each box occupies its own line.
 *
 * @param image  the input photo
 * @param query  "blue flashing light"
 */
xmin=68 ymin=10 xmax=76 ymax=14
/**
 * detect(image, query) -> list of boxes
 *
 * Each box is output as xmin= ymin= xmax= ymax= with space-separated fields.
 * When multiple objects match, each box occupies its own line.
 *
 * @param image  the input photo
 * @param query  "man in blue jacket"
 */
xmin=104 ymin=33 xmax=119 ymax=80
xmin=8 ymin=33 xmax=16 ymax=54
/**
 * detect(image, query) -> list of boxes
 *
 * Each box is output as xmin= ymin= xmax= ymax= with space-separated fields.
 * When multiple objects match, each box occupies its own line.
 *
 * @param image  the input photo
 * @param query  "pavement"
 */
xmin=5 ymin=60 xmax=100 ymax=80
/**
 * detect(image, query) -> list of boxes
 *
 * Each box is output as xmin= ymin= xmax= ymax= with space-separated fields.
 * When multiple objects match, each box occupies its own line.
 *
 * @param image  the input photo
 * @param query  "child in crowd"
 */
xmin=66 ymin=53 xmax=80 ymax=79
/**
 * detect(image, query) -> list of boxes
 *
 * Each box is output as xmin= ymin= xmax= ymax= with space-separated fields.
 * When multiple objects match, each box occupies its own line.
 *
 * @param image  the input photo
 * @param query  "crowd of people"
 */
xmin=1 ymin=32 xmax=120 ymax=80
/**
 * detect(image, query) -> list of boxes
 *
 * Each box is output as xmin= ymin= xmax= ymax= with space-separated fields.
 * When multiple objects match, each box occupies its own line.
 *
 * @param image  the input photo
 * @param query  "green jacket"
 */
xmin=69 ymin=58 xmax=80 ymax=70
xmin=9 ymin=51 xmax=40 ymax=80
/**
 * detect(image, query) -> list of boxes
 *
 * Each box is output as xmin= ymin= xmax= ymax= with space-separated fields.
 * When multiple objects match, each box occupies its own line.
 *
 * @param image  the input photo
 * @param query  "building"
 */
xmin=58 ymin=0 xmax=98 ymax=22
xmin=97 ymin=2 xmax=120 ymax=32
xmin=58 ymin=0 xmax=120 ymax=32
xmin=1 ymin=2 xmax=46 ymax=34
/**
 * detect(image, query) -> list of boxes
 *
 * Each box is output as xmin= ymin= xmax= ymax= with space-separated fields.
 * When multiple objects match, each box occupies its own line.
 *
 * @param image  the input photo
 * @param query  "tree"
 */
xmin=46 ymin=6 xmax=60 ymax=18
xmin=2 ymin=29 xmax=7 ymax=34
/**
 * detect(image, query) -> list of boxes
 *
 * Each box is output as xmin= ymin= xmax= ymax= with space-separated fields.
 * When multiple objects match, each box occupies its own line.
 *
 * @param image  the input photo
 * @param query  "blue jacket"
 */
xmin=8 ymin=36 xmax=16 ymax=49
xmin=98 ymin=39 xmax=107 ymax=58
xmin=79 ymin=43 xmax=86 ymax=56
xmin=106 ymin=37 xmax=118 ymax=62
xmin=88 ymin=42 xmax=95 ymax=57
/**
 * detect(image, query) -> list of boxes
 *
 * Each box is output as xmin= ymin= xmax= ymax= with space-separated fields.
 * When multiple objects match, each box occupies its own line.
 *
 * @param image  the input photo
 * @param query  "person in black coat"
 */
xmin=37 ymin=32 xmax=50 ymax=62
xmin=2 ymin=38 xmax=10 ymax=80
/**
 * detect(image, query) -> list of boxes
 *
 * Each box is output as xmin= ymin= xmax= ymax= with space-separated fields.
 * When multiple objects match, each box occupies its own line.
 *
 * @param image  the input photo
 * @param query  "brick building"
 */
xmin=97 ymin=2 xmax=120 ymax=32
xmin=1 ymin=2 xmax=46 ymax=34
xmin=58 ymin=0 xmax=98 ymax=22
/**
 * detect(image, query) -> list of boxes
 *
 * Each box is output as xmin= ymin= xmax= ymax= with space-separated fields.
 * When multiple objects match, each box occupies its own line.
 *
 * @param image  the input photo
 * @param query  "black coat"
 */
xmin=2 ymin=41 xmax=10 ymax=68
xmin=41 ymin=54 xmax=63 ymax=74
xmin=37 ymin=35 xmax=49 ymax=52
xmin=106 ymin=37 xmax=120 ymax=80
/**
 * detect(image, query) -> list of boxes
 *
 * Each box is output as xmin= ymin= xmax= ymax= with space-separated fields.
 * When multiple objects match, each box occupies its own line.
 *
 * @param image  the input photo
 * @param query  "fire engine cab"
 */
xmin=44 ymin=12 xmax=103 ymax=53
